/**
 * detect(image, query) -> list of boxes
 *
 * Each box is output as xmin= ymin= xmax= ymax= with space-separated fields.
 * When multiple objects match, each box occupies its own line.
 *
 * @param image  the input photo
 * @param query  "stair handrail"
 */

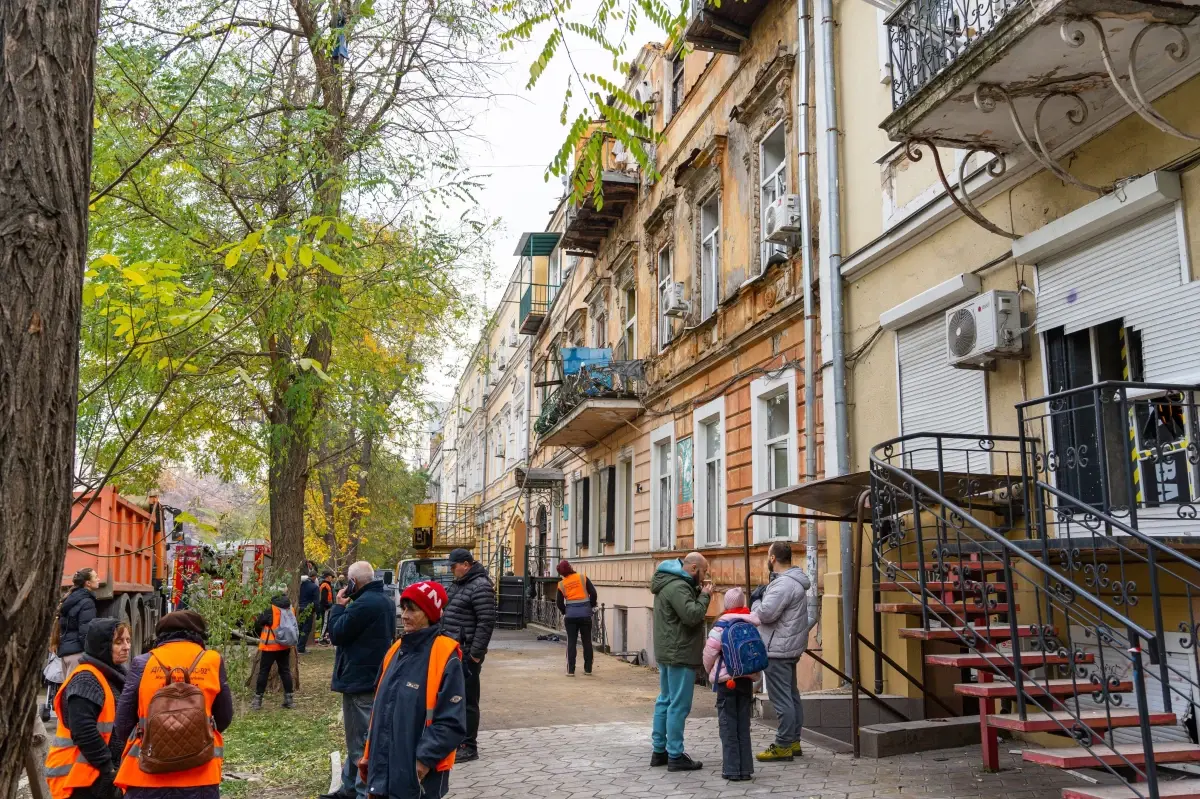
xmin=869 ymin=450 xmax=1154 ymax=644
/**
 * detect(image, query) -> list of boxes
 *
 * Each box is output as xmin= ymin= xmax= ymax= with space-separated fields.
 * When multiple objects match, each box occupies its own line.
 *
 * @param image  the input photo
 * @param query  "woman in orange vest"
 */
xmin=111 ymin=610 xmax=233 ymax=799
xmin=555 ymin=559 xmax=598 ymax=676
xmin=360 ymin=580 xmax=466 ymax=799
xmin=251 ymin=593 xmax=296 ymax=709
xmin=45 ymin=618 xmax=130 ymax=799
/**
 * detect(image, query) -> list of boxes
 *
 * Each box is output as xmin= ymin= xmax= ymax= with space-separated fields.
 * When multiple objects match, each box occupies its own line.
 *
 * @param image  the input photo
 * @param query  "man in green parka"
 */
xmin=649 ymin=551 xmax=713 ymax=772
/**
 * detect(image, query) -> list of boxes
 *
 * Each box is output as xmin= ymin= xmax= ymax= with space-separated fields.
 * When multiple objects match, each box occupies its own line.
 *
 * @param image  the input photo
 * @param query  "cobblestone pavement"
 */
xmin=452 ymin=719 xmax=1110 ymax=799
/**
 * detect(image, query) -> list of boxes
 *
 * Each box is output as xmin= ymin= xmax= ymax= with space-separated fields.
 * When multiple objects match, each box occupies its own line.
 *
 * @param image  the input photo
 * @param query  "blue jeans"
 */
xmin=341 ymin=692 xmax=373 ymax=799
xmin=652 ymin=664 xmax=696 ymax=758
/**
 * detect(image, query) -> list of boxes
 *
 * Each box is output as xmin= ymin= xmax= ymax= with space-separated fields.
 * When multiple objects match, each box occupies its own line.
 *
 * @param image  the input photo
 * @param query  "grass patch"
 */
xmin=221 ymin=648 xmax=343 ymax=799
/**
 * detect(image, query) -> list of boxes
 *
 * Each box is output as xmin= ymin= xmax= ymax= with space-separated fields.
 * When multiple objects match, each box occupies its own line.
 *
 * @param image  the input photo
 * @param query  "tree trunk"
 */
xmin=268 ymin=411 xmax=310 ymax=602
xmin=0 ymin=0 xmax=98 ymax=791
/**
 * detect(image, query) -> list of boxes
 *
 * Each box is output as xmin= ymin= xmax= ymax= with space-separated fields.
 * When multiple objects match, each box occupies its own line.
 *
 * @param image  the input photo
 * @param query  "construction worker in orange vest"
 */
xmin=556 ymin=559 xmax=598 ymax=676
xmin=112 ymin=610 xmax=233 ymax=799
xmin=45 ymin=618 xmax=131 ymax=799
xmin=359 ymin=580 xmax=466 ymax=799
xmin=252 ymin=593 xmax=297 ymax=709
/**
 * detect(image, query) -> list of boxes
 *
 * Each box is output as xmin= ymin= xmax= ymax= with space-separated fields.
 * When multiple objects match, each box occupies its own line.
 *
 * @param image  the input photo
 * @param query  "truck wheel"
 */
xmin=130 ymin=597 xmax=145 ymax=658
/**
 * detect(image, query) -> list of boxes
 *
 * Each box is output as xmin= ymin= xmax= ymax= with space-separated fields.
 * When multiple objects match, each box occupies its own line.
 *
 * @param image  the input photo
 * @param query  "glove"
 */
xmin=94 ymin=769 xmax=120 ymax=799
xmin=750 ymin=584 xmax=767 ymax=605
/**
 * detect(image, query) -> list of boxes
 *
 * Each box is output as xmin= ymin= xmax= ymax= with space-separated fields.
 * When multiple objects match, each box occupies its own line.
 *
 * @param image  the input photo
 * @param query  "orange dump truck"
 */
xmin=64 ymin=486 xmax=168 ymax=655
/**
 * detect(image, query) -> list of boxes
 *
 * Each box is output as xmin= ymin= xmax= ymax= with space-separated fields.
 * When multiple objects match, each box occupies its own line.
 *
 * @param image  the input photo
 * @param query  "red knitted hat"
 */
xmin=401 ymin=580 xmax=448 ymax=623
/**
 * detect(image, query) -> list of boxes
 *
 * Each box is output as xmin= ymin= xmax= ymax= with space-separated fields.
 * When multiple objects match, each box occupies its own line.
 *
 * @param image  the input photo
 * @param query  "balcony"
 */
xmin=684 ymin=0 xmax=770 ymax=54
xmin=883 ymin=0 xmax=1200 ymax=157
xmin=515 ymin=231 xmax=562 ymax=335
xmin=559 ymin=134 xmax=640 ymax=255
xmin=535 ymin=358 xmax=645 ymax=448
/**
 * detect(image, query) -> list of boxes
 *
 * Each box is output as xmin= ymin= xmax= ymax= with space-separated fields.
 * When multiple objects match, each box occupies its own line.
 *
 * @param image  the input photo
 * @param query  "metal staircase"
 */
xmin=867 ymin=382 xmax=1200 ymax=799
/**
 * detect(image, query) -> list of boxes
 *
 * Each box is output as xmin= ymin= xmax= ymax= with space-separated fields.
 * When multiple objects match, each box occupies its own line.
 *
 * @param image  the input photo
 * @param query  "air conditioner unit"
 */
xmin=764 ymin=195 xmax=801 ymax=243
xmin=497 ymin=356 xmax=507 ymax=372
xmin=508 ymin=332 xmax=518 ymax=347
xmin=945 ymin=290 xmax=1023 ymax=368
xmin=663 ymin=282 xmax=690 ymax=318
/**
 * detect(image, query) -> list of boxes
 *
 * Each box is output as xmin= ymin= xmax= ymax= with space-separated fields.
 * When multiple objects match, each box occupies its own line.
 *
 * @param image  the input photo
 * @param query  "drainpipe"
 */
xmin=524 ymin=341 xmax=534 ymax=565
xmin=818 ymin=0 xmax=854 ymax=675
xmin=797 ymin=0 xmax=819 ymax=631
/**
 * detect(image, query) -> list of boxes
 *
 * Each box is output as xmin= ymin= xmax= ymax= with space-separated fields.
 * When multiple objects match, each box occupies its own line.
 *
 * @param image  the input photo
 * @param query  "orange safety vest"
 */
xmin=46 ymin=663 xmax=116 ymax=799
xmin=115 ymin=641 xmax=224 ymax=789
xmin=259 ymin=605 xmax=290 ymax=652
xmin=320 ymin=582 xmax=333 ymax=605
xmin=559 ymin=573 xmax=589 ymax=609
xmin=362 ymin=634 xmax=462 ymax=773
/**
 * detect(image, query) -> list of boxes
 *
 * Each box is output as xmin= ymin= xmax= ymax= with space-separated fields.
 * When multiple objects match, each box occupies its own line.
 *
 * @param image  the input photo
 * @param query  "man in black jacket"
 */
xmin=320 ymin=561 xmax=394 ymax=799
xmin=441 ymin=548 xmax=496 ymax=763
xmin=298 ymin=574 xmax=320 ymax=653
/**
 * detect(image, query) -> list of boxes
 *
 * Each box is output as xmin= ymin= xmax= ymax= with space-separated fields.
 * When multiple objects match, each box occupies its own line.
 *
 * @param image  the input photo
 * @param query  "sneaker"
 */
xmin=667 ymin=754 xmax=703 ymax=772
xmin=250 ymin=694 xmax=263 ymax=711
xmin=789 ymin=741 xmax=804 ymax=757
xmin=456 ymin=745 xmax=479 ymax=763
xmin=566 ymin=670 xmax=575 ymax=677
xmin=649 ymin=751 xmax=669 ymax=768
xmin=282 ymin=692 xmax=294 ymax=709
xmin=755 ymin=743 xmax=794 ymax=762
xmin=583 ymin=669 xmax=593 ymax=676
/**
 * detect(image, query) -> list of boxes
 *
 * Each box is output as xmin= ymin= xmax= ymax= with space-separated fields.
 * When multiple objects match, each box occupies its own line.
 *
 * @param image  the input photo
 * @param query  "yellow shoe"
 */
xmin=790 ymin=741 xmax=803 ymax=757
xmin=755 ymin=744 xmax=795 ymax=762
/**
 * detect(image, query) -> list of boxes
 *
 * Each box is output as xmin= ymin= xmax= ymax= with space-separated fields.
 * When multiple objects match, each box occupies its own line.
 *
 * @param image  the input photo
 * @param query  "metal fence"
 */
xmin=527 ymin=597 xmax=608 ymax=651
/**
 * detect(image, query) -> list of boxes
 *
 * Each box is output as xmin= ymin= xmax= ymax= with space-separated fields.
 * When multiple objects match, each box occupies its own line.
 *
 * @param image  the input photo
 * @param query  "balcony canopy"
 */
xmin=514 ymin=232 xmax=562 ymax=258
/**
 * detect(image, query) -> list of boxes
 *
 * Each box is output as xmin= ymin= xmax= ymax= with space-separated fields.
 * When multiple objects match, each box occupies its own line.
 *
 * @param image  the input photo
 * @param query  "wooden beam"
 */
xmin=701 ymin=10 xmax=750 ymax=40
xmin=684 ymin=33 xmax=742 ymax=54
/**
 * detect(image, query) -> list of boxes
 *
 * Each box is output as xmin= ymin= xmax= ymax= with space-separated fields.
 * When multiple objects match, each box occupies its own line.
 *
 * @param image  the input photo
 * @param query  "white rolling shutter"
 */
xmin=897 ymin=314 xmax=989 ymax=472
xmin=1037 ymin=207 xmax=1200 ymax=381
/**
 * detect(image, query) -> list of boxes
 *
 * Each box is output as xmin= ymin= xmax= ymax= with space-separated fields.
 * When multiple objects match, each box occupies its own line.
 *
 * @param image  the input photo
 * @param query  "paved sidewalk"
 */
xmin=451 ymin=719 xmax=1108 ymax=799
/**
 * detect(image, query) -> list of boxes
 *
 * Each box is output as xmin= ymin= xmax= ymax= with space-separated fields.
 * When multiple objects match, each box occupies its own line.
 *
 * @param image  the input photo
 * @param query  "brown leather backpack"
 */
xmin=137 ymin=650 xmax=215 ymax=774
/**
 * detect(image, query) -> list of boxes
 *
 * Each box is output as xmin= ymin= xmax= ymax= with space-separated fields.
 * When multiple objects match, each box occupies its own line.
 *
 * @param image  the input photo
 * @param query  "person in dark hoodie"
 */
xmin=252 ymin=592 xmax=296 ymax=709
xmin=45 ymin=618 xmax=130 ymax=799
xmin=58 ymin=568 xmax=100 ymax=674
xmin=440 ymin=548 xmax=496 ymax=763
xmin=298 ymin=574 xmax=320 ymax=654
xmin=320 ymin=561 xmax=394 ymax=799
xmin=361 ymin=580 xmax=466 ymax=799
xmin=112 ymin=610 xmax=234 ymax=799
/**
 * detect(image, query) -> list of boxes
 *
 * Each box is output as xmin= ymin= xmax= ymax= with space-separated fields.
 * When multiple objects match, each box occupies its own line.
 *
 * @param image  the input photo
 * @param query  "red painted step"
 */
xmin=954 ymin=678 xmax=1131 ymax=699
xmin=899 ymin=624 xmax=1041 ymax=641
xmin=927 ymin=651 xmax=1094 ymax=669
xmin=987 ymin=708 xmax=1176 ymax=733
xmin=1023 ymin=741 xmax=1200 ymax=769
xmin=1062 ymin=779 xmax=1200 ymax=799
xmin=876 ymin=602 xmax=1016 ymax=615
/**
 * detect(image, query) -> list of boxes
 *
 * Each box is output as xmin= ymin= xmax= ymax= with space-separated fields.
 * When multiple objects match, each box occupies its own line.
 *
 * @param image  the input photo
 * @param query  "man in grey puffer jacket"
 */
xmin=752 ymin=542 xmax=813 ymax=762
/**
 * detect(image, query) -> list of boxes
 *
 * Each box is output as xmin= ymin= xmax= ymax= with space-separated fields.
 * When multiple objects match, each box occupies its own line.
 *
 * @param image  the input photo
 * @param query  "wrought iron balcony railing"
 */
xmin=534 ymin=361 xmax=645 ymax=438
xmin=886 ymin=0 xmax=1023 ymax=109
xmin=520 ymin=282 xmax=558 ymax=326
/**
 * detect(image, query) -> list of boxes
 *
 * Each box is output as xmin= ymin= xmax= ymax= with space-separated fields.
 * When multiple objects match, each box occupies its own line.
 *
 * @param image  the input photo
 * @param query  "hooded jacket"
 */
xmin=252 ymin=594 xmax=293 ymax=640
xmin=650 ymin=559 xmax=712 ymax=668
xmin=299 ymin=576 xmax=320 ymax=612
xmin=58 ymin=586 xmax=98 ymax=657
xmin=751 ymin=567 xmax=813 ymax=660
xmin=441 ymin=563 xmax=497 ymax=661
xmin=365 ymin=623 xmax=467 ymax=799
xmin=61 ymin=618 xmax=129 ymax=793
xmin=328 ymin=580 xmax=395 ymax=694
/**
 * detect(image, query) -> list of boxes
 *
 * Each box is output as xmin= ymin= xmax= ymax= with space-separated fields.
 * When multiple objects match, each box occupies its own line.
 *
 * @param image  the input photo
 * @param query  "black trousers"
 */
xmin=298 ymin=613 xmax=314 ymax=653
xmin=256 ymin=648 xmax=294 ymax=694
xmin=717 ymin=686 xmax=755 ymax=778
xmin=565 ymin=618 xmax=593 ymax=674
xmin=464 ymin=654 xmax=484 ymax=748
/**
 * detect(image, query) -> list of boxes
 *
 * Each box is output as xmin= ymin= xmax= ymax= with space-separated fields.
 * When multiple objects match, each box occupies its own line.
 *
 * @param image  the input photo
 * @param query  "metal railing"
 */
xmin=869 ymin=400 xmax=1200 ymax=798
xmin=534 ymin=360 xmax=644 ymax=437
xmin=527 ymin=597 xmax=609 ymax=651
xmin=520 ymin=282 xmax=558 ymax=325
xmin=886 ymin=0 xmax=1023 ymax=108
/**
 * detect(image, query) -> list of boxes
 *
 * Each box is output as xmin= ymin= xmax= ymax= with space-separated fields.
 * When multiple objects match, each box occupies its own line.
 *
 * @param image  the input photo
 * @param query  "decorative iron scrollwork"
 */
xmin=905 ymin=140 xmax=1019 ymax=239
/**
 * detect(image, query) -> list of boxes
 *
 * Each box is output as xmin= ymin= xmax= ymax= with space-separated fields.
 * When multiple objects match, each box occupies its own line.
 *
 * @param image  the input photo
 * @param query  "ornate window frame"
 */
xmin=675 ymin=135 xmax=727 ymax=318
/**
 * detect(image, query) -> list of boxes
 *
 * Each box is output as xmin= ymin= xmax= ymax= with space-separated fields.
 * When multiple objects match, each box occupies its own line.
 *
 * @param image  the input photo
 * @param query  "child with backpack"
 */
xmin=702 ymin=587 xmax=766 ymax=782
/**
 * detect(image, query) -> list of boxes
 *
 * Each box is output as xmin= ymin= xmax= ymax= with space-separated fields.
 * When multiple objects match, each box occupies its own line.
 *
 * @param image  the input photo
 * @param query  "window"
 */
xmin=592 ymin=466 xmax=615 ymax=546
xmin=670 ymin=55 xmax=685 ymax=118
xmin=658 ymin=246 xmax=674 ymax=351
xmin=650 ymin=422 xmax=675 ymax=549
xmin=592 ymin=310 xmax=608 ymax=349
xmin=759 ymin=124 xmax=788 ymax=273
xmin=622 ymin=284 xmax=637 ymax=360
xmin=700 ymin=194 xmax=720 ymax=319
xmin=693 ymin=397 xmax=726 ymax=547
xmin=617 ymin=454 xmax=635 ymax=553
xmin=571 ymin=477 xmax=591 ymax=556
xmin=751 ymin=371 xmax=798 ymax=541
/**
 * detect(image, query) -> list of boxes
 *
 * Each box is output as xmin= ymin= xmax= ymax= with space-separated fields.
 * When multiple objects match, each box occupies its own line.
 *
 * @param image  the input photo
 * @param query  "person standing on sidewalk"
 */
xmin=649 ymin=551 xmax=713 ymax=773
xmin=752 ymin=541 xmax=813 ymax=763
xmin=319 ymin=561 xmax=394 ymax=799
xmin=318 ymin=571 xmax=336 ymax=644
xmin=298 ymin=574 xmax=320 ymax=654
xmin=702 ymin=587 xmax=763 ymax=782
xmin=58 ymin=568 xmax=99 ymax=675
xmin=252 ymin=592 xmax=297 ymax=709
xmin=555 ymin=559 xmax=598 ymax=676
xmin=441 ymin=548 xmax=496 ymax=763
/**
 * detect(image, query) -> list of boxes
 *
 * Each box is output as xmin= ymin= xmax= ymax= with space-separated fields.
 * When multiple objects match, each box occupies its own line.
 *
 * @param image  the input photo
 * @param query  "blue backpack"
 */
xmin=715 ymin=618 xmax=769 ymax=680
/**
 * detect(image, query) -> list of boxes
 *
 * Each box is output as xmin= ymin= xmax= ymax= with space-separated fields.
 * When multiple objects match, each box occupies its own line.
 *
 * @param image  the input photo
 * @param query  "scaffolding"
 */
xmin=412 ymin=502 xmax=479 ymax=553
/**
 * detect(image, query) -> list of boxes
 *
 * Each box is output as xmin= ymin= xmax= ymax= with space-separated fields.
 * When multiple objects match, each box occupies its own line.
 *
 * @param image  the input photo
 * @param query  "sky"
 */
xmin=425 ymin=34 xmax=624 ymax=402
